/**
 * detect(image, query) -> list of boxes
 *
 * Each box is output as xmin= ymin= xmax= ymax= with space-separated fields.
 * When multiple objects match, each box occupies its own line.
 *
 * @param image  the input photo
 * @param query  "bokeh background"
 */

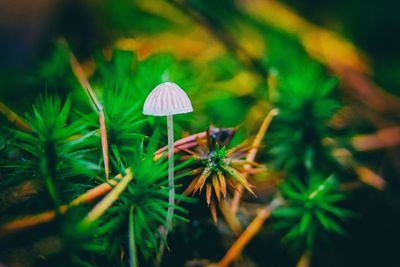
xmin=1 ymin=0 xmax=400 ymax=266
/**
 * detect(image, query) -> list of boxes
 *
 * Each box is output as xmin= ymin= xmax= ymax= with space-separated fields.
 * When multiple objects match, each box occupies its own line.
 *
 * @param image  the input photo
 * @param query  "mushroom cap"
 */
xmin=143 ymin=82 xmax=193 ymax=116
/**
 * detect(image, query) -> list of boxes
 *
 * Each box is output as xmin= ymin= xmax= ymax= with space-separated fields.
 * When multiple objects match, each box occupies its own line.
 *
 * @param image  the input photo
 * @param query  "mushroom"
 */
xmin=143 ymin=82 xmax=193 ymax=234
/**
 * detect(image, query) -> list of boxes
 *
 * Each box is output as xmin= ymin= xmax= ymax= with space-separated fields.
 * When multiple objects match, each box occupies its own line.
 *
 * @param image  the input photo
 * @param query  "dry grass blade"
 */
xmin=70 ymin=176 xmax=121 ymax=206
xmin=216 ymin=199 xmax=282 ymax=267
xmin=182 ymin=178 xmax=197 ymax=198
xmin=232 ymin=109 xmax=279 ymax=213
xmin=217 ymin=205 xmax=271 ymax=267
xmin=212 ymin=175 xmax=221 ymax=201
xmin=210 ymin=200 xmax=217 ymax=223
xmin=219 ymin=200 xmax=242 ymax=236
xmin=0 ymin=206 xmax=67 ymax=237
xmin=81 ymin=171 xmax=133 ymax=226
xmin=193 ymin=167 xmax=211 ymax=194
xmin=154 ymin=132 xmax=207 ymax=161
xmin=59 ymin=37 xmax=102 ymax=112
xmin=296 ymin=251 xmax=311 ymax=267
xmin=206 ymin=183 xmax=212 ymax=205
xmin=354 ymin=164 xmax=386 ymax=190
xmin=0 ymin=177 xmax=121 ymax=237
xmin=0 ymin=102 xmax=32 ymax=133
xmin=217 ymin=170 xmax=227 ymax=198
xmin=99 ymin=110 xmax=110 ymax=180
xmin=224 ymin=166 xmax=254 ymax=196
xmin=352 ymin=126 xmax=400 ymax=151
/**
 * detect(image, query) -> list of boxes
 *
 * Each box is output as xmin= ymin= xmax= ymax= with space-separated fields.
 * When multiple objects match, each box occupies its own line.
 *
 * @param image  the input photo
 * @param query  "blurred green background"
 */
xmin=0 ymin=0 xmax=399 ymax=266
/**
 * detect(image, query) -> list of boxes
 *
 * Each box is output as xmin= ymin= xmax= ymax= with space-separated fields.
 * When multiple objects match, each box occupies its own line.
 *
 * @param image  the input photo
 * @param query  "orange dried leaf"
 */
xmin=193 ymin=167 xmax=211 ymax=193
xmin=210 ymin=200 xmax=218 ymax=223
xmin=212 ymin=174 xmax=221 ymax=201
xmin=0 ymin=102 xmax=32 ymax=133
xmin=217 ymin=170 xmax=227 ymax=198
xmin=183 ymin=178 xmax=198 ymax=197
xmin=206 ymin=183 xmax=212 ymax=206
xmin=225 ymin=166 xmax=255 ymax=196
xmin=99 ymin=110 xmax=109 ymax=180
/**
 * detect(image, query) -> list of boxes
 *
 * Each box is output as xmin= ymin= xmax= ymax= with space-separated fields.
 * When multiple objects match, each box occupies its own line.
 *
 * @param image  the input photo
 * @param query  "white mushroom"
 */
xmin=143 ymin=82 xmax=193 ymax=116
xmin=143 ymin=82 xmax=193 ymax=237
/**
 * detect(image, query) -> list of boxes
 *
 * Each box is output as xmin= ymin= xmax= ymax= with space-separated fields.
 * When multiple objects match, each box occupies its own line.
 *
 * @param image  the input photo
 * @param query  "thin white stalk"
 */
xmin=157 ymin=115 xmax=175 ymax=265
xmin=166 ymin=115 xmax=175 ymax=233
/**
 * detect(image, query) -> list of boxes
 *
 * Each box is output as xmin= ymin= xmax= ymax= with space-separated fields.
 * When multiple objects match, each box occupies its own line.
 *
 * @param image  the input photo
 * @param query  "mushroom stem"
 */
xmin=166 ymin=114 xmax=175 ymax=233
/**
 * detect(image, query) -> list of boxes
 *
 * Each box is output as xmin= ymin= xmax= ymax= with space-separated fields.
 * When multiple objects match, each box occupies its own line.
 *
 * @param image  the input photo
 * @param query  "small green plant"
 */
xmin=182 ymin=126 xmax=259 ymax=221
xmin=37 ymin=206 xmax=110 ymax=267
xmin=273 ymin=174 xmax=352 ymax=250
xmin=12 ymin=95 xmax=96 ymax=207
xmin=269 ymin=60 xmax=340 ymax=174
xmin=101 ymin=82 xmax=147 ymax=171
xmin=93 ymin=131 xmax=192 ymax=263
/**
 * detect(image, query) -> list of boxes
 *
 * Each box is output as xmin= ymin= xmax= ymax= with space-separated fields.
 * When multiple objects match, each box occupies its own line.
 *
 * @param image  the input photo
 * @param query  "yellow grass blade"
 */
xmin=99 ymin=110 xmax=109 ymax=180
xmin=81 ymin=171 xmax=133 ymax=226
xmin=0 ymin=102 xmax=32 ymax=133
xmin=232 ymin=109 xmax=278 ymax=213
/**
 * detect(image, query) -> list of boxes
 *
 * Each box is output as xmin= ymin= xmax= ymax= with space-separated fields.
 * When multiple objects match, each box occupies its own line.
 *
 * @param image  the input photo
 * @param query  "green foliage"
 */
xmin=101 ymin=0 xmax=172 ymax=34
xmin=102 ymin=82 xmax=146 ymax=165
xmin=36 ymin=42 xmax=75 ymax=90
xmin=273 ymin=174 xmax=352 ymax=250
xmin=0 ymin=125 xmax=14 ymax=187
xmin=89 ymin=50 xmax=145 ymax=172
xmin=204 ymin=93 xmax=249 ymax=127
xmin=42 ymin=207 xmax=110 ymax=267
xmin=99 ymin=132 xmax=191 ymax=261
xmin=94 ymin=49 xmax=137 ymax=91
xmin=13 ymin=95 xmax=97 ymax=179
xmin=10 ymin=95 xmax=97 ymax=207
xmin=209 ymin=54 xmax=242 ymax=81
xmin=269 ymin=61 xmax=340 ymax=173
xmin=133 ymin=53 xmax=201 ymax=105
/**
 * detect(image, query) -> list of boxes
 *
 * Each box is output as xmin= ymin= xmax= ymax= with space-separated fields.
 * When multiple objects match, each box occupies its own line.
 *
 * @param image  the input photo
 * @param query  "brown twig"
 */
xmin=81 ymin=171 xmax=133 ymax=226
xmin=99 ymin=110 xmax=110 ymax=180
xmin=296 ymin=250 xmax=311 ymax=267
xmin=219 ymin=200 xmax=243 ymax=236
xmin=352 ymin=126 xmax=400 ymax=151
xmin=0 ymin=102 xmax=32 ymax=133
xmin=59 ymin=37 xmax=102 ymax=112
xmin=70 ymin=177 xmax=121 ymax=206
xmin=231 ymin=109 xmax=279 ymax=213
xmin=154 ymin=132 xmax=206 ymax=160
xmin=353 ymin=164 xmax=386 ymax=190
xmin=330 ymin=146 xmax=386 ymax=191
xmin=0 ymin=206 xmax=68 ymax=237
xmin=216 ymin=198 xmax=283 ymax=267
xmin=0 ymin=177 xmax=121 ymax=237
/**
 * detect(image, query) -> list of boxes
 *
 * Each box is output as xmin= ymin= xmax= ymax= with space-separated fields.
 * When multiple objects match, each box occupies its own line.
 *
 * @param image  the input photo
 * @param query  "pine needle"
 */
xmin=99 ymin=110 xmax=110 ymax=180
xmin=0 ymin=102 xmax=32 ymax=133
xmin=81 ymin=171 xmax=133 ymax=226
xmin=232 ymin=108 xmax=279 ymax=213
xmin=59 ymin=37 xmax=102 ymax=112
xmin=216 ymin=199 xmax=283 ymax=267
